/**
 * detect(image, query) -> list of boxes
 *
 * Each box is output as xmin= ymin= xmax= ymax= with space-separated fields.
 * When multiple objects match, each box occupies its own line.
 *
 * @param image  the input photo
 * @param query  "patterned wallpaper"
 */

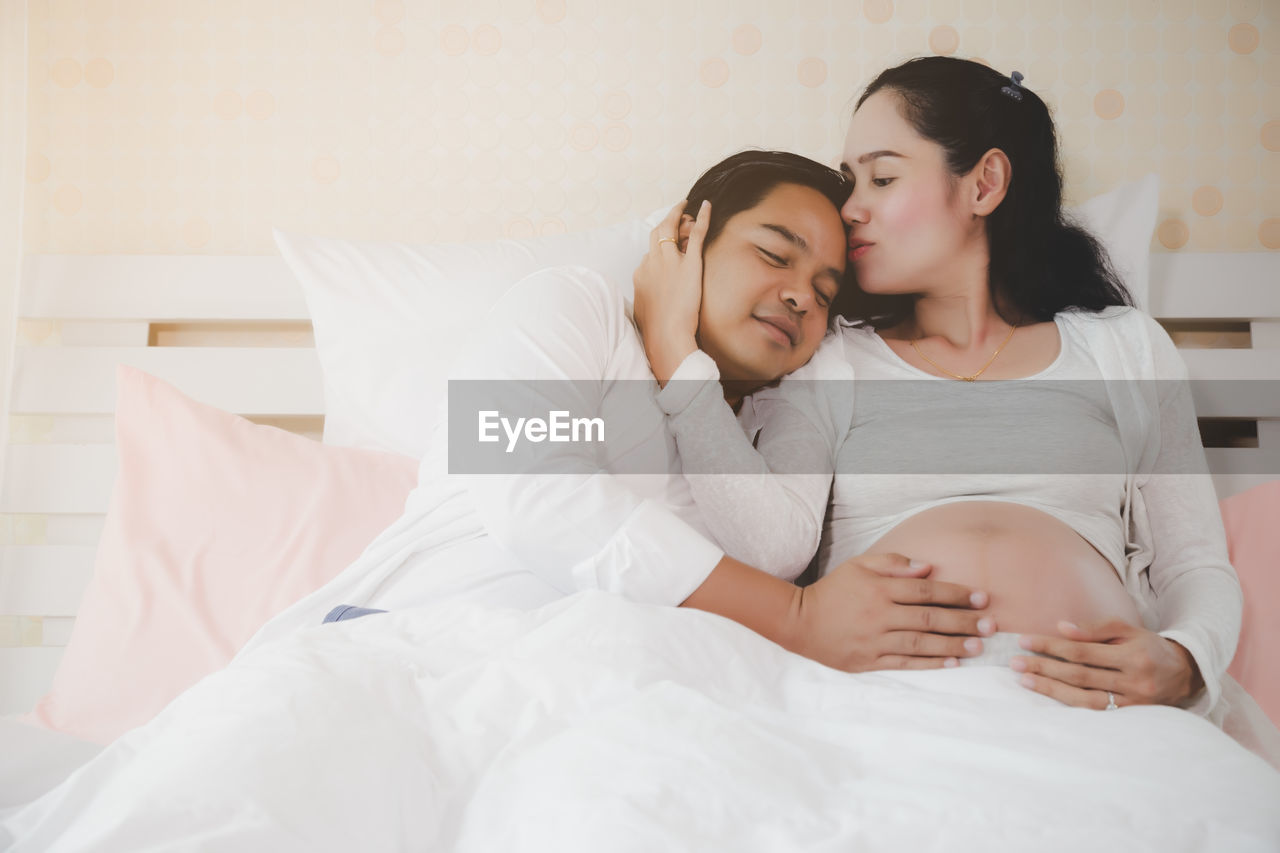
xmin=20 ymin=0 xmax=1280 ymax=254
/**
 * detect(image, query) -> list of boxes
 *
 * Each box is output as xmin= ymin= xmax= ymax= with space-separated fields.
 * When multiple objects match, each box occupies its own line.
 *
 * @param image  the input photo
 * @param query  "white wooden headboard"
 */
xmin=1 ymin=251 xmax=1277 ymax=715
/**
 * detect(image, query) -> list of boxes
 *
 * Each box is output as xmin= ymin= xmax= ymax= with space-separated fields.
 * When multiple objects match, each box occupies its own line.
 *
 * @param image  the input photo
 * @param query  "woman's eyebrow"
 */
xmin=839 ymin=150 xmax=906 ymax=171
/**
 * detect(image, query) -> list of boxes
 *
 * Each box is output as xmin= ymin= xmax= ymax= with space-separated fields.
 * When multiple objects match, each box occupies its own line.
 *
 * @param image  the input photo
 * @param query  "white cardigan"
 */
xmin=1065 ymin=306 xmax=1241 ymax=717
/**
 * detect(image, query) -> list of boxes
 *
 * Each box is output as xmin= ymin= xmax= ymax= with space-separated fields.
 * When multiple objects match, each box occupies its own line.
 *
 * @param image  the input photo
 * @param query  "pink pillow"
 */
xmin=25 ymin=366 xmax=418 ymax=743
xmin=1222 ymin=480 xmax=1280 ymax=728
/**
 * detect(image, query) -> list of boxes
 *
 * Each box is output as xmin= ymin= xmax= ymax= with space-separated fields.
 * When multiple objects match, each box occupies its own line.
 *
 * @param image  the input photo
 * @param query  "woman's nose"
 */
xmin=841 ymin=193 xmax=867 ymax=226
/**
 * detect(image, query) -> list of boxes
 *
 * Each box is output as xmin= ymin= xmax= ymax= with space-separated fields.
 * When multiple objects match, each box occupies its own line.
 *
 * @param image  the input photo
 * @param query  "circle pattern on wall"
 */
xmin=23 ymin=0 xmax=1277 ymax=252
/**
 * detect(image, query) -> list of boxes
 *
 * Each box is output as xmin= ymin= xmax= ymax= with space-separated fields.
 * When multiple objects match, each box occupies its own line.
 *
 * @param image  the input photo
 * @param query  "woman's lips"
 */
xmin=848 ymin=243 xmax=873 ymax=262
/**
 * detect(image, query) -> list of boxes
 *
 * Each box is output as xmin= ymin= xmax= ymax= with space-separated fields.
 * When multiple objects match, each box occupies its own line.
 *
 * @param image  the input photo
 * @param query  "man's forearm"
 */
xmin=680 ymin=555 xmax=805 ymax=655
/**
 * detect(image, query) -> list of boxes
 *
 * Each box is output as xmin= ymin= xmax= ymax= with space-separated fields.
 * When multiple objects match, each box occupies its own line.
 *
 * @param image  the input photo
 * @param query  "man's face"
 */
xmin=696 ymin=182 xmax=847 ymax=390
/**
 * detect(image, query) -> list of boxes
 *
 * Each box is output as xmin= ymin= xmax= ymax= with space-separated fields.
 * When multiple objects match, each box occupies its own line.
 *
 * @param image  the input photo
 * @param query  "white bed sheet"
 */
xmin=4 ymin=591 xmax=1279 ymax=852
xmin=0 ymin=717 xmax=102 ymax=820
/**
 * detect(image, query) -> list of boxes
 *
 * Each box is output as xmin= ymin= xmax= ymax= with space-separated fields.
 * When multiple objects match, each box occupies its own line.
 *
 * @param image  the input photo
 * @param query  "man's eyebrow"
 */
xmin=759 ymin=223 xmax=808 ymax=250
xmin=839 ymin=150 xmax=906 ymax=170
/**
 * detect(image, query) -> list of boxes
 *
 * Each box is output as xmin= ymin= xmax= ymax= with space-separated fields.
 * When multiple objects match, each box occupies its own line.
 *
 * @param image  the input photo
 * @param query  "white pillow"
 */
xmin=276 ymin=176 xmax=1159 ymax=460
xmin=274 ymin=211 xmax=666 ymax=458
xmin=1070 ymin=172 xmax=1160 ymax=311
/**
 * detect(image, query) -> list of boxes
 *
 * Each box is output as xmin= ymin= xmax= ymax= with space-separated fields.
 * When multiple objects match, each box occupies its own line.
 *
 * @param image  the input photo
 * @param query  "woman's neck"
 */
xmin=890 ymin=234 xmax=1013 ymax=351
xmin=909 ymin=295 xmax=1011 ymax=351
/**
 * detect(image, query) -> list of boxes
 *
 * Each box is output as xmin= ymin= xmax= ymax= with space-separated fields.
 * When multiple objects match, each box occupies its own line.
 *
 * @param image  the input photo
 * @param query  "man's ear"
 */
xmin=676 ymin=213 xmax=697 ymax=252
xmin=971 ymin=148 xmax=1011 ymax=217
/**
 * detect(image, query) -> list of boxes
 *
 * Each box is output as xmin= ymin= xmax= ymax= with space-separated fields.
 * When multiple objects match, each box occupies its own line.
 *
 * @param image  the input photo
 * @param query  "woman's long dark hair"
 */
xmin=838 ymin=56 xmax=1133 ymax=328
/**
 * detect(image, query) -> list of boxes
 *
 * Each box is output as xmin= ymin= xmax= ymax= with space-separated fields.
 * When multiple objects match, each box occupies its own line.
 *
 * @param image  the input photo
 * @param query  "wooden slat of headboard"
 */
xmin=1179 ymin=350 xmax=1280 ymax=384
xmin=1148 ymin=253 xmax=1280 ymax=320
xmin=0 ymin=446 xmax=115 ymax=514
xmin=1203 ymin=448 xmax=1280 ymax=503
xmin=11 ymin=347 xmax=324 ymax=415
xmin=0 ymin=547 xmax=94 ymax=614
xmin=0 ymin=648 xmax=65 ymax=714
xmin=20 ymin=255 xmax=306 ymax=321
xmin=1177 ymin=348 xmax=1280 ymax=384
xmin=1205 ymin=447 xmax=1280 ymax=479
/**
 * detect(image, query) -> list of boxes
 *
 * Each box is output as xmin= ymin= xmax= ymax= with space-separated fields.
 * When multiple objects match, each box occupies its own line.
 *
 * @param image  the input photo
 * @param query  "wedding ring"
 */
xmin=657 ymin=236 xmax=678 ymax=247
xmin=1105 ymin=692 xmax=1118 ymax=711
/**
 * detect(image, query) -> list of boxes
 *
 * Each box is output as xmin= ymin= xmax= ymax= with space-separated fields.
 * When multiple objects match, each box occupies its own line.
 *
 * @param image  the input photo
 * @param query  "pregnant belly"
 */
xmin=867 ymin=501 xmax=1141 ymax=636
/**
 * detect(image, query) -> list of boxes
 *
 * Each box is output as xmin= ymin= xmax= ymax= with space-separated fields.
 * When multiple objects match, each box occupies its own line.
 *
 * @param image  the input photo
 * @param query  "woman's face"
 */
xmin=838 ymin=90 xmax=983 ymax=295
xmin=695 ymin=182 xmax=847 ymax=388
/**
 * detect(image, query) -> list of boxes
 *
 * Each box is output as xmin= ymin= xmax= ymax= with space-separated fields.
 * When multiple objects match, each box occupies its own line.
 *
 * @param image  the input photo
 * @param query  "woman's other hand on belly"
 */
xmin=1011 ymin=619 xmax=1205 ymax=710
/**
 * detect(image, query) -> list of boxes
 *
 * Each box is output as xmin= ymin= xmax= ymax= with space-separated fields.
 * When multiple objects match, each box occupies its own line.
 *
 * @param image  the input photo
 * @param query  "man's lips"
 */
xmin=755 ymin=314 xmax=798 ymax=346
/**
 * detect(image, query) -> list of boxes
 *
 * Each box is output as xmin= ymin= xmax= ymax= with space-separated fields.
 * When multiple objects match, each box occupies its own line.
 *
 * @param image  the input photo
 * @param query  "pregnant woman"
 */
xmin=638 ymin=56 xmax=1241 ymax=717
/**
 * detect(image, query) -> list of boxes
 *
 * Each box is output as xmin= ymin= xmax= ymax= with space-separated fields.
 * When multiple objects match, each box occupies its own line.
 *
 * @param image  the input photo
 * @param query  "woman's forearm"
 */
xmin=658 ymin=355 xmax=836 ymax=579
xmin=642 ymin=327 xmax=698 ymax=388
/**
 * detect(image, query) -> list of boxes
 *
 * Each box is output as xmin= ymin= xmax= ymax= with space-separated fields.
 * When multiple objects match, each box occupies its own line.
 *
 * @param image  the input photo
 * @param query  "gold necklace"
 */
xmin=909 ymin=323 xmax=1018 ymax=382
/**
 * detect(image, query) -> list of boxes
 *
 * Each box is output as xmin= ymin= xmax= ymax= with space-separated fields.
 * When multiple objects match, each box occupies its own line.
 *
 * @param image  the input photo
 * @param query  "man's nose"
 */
xmin=780 ymin=282 xmax=812 ymax=314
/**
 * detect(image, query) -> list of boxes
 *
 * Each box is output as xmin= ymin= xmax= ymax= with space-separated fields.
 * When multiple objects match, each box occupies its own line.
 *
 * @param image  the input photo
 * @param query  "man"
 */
xmin=247 ymin=150 xmax=992 ymax=671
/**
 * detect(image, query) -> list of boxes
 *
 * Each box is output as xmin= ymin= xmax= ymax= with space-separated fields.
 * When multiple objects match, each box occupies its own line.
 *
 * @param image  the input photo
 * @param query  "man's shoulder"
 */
xmin=507 ymin=264 xmax=627 ymax=315
xmin=485 ymin=265 xmax=634 ymax=362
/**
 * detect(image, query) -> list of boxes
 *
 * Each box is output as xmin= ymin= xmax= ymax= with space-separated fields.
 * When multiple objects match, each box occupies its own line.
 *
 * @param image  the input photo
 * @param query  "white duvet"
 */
xmin=5 ymin=591 xmax=1279 ymax=852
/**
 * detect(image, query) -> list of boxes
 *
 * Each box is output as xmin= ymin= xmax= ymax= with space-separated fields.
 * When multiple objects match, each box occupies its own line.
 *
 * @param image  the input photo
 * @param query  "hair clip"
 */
xmin=1000 ymin=70 xmax=1025 ymax=102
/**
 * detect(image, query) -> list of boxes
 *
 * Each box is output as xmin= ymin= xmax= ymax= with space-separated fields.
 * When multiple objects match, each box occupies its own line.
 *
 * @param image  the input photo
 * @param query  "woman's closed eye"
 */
xmin=870 ymin=176 xmax=895 ymax=187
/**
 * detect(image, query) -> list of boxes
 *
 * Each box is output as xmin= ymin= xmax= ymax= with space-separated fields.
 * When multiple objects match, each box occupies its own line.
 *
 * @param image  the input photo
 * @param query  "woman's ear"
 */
xmin=676 ymin=213 xmax=697 ymax=252
xmin=971 ymin=148 xmax=1011 ymax=216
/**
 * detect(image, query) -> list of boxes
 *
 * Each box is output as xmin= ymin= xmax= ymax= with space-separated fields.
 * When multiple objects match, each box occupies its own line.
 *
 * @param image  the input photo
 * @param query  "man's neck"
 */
xmin=721 ymin=378 xmax=772 ymax=413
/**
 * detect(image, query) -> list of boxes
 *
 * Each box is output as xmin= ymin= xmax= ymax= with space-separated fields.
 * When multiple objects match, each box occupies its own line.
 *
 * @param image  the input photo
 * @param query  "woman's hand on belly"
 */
xmin=1012 ymin=619 xmax=1206 ymax=710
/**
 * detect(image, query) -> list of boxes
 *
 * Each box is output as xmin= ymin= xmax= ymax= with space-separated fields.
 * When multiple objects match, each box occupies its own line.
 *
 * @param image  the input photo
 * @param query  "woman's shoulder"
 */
xmin=1056 ymin=304 xmax=1139 ymax=325
xmin=1057 ymin=305 xmax=1184 ymax=377
xmin=1056 ymin=304 xmax=1167 ymax=344
xmin=1057 ymin=304 xmax=1171 ymax=340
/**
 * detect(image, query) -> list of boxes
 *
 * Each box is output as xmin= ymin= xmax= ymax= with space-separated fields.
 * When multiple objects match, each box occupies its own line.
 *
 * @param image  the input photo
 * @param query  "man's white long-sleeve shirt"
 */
xmin=246 ymin=265 xmax=770 ymax=647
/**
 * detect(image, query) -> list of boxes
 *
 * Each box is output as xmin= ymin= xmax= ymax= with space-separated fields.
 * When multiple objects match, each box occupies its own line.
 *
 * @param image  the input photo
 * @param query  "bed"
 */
xmin=1 ymin=197 xmax=1279 ymax=847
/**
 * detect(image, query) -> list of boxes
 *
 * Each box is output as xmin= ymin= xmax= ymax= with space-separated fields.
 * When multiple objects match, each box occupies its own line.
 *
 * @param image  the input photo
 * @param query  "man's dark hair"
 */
xmin=683 ymin=149 xmax=852 ymax=250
